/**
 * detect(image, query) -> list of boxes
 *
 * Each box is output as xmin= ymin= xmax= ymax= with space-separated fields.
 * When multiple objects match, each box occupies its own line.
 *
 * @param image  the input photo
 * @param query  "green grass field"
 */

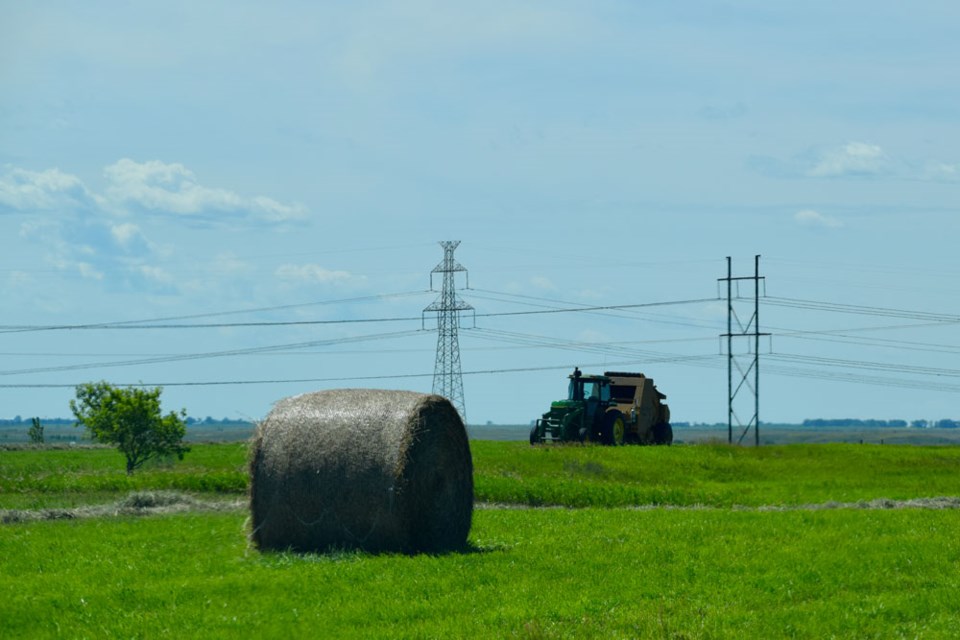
xmin=5 ymin=441 xmax=960 ymax=510
xmin=3 ymin=441 xmax=960 ymax=638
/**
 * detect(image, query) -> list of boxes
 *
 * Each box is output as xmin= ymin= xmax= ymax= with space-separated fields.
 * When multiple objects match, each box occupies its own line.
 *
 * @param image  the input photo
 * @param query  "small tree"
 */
xmin=28 ymin=417 xmax=45 ymax=444
xmin=70 ymin=381 xmax=189 ymax=474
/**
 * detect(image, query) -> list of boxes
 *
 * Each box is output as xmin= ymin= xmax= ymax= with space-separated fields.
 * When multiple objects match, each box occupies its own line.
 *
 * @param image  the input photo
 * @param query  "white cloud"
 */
xmin=136 ymin=264 xmax=175 ymax=285
xmin=530 ymin=275 xmax=557 ymax=291
xmin=0 ymin=166 xmax=101 ymax=212
xmin=275 ymin=264 xmax=365 ymax=286
xmin=110 ymin=222 xmax=143 ymax=246
xmin=0 ymin=160 xmax=306 ymax=224
xmin=2 ymin=161 xmax=295 ymax=297
xmin=794 ymin=209 xmax=843 ymax=229
xmin=751 ymin=142 xmax=960 ymax=183
xmin=212 ymin=252 xmax=252 ymax=276
xmin=807 ymin=142 xmax=890 ymax=177
xmin=19 ymin=219 xmax=55 ymax=239
xmin=2 ymin=159 xmax=311 ymax=294
xmin=103 ymin=159 xmax=306 ymax=222
xmin=75 ymin=262 xmax=105 ymax=280
xmin=576 ymin=288 xmax=606 ymax=301
xmin=920 ymin=162 xmax=960 ymax=182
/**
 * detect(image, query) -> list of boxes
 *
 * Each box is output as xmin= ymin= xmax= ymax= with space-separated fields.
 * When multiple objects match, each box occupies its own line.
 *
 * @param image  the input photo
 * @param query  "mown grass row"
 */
xmin=3 ymin=440 xmax=960 ymax=509
xmin=474 ymin=441 xmax=960 ymax=507
xmin=2 ymin=508 xmax=959 ymax=638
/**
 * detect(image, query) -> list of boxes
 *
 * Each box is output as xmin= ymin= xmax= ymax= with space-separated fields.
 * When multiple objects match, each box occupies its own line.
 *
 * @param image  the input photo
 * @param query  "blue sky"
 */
xmin=2 ymin=1 xmax=959 ymax=428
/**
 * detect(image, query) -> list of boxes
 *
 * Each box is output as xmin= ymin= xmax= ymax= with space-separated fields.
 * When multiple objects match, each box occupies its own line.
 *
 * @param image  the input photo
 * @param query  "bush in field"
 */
xmin=70 ymin=382 xmax=189 ymax=475
xmin=28 ymin=417 xmax=44 ymax=444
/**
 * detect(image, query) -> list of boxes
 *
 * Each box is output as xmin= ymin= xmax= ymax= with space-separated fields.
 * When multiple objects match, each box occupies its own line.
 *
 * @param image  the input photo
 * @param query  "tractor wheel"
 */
xmin=578 ymin=427 xmax=590 ymax=443
xmin=601 ymin=411 xmax=626 ymax=446
xmin=653 ymin=422 xmax=673 ymax=446
xmin=529 ymin=424 xmax=540 ymax=445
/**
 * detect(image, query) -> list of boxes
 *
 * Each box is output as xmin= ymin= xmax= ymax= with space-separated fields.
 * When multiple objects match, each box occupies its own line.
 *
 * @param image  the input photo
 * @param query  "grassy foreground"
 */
xmin=3 ymin=441 xmax=960 ymax=637
xmin=2 ymin=508 xmax=960 ymax=638
xmin=3 ymin=441 xmax=960 ymax=510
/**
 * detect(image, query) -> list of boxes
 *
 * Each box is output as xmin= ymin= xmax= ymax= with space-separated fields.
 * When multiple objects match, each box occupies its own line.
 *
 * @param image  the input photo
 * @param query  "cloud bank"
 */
xmin=749 ymin=142 xmax=959 ymax=183
xmin=0 ymin=166 xmax=102 ymax=213
xmin=0 ymin=159 xmax=306 ymax=223
xmin=1 ymin=160 xmax=308 ymax=294
xmin=808 ymin=142 xmax=890 ymax=178
xmin=103 ymin=159 xmax=306 ymax=222
xmin=275 ymin=264 xmax=366 ymax=286
xmin=794 ymin=209 xmax=843 ymax=229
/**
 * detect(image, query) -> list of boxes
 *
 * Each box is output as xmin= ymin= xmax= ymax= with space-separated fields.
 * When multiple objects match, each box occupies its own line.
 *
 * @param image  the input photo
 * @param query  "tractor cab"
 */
xmin=567 ymin=368 xmax=612 ymax=425
xmin=567 ymin=367 xmax=612 ymax=403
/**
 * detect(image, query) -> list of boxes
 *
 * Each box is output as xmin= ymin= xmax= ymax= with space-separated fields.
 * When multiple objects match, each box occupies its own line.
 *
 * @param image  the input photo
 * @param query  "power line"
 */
xmin=474 ymin=297 xmax=720 ymax=319
xmin=7 ymin=259 xmax=960 ymax=409
xmin=0 ymin=332 xmax=720 ymax=359
xmin=3 ymin=315 xmax=424 ymax=332
xmin=774 ymin=330 xmax=960 ymax=356
xmin=0 ymin=291 xmax=432 ymax=333
xmin=0 ymin=329 xmax=428 ymax=377
xmin=0 ymin=358 xmax=718 ymax=389
xmin=768 ymin=352 xmax=960 ymax=378
xmin=759 ymin=362 xmax=960 ymax=394
xmin=466 ymin=328 xmax=715 ymax=364
xmin=7 ymin=344 xmax=960 ymax=395
xmin=765 ymin=256 xmax=960 ymax=280
xmin=763 ymin=296 xmax=960 ymax=323
xmin=468 ymin=288 xmax=722 ymax=331
xmin=0 ymin=295 xmax=721 ymax=333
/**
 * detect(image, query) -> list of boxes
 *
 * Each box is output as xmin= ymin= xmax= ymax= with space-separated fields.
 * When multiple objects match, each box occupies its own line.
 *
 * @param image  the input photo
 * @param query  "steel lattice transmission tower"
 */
xmin=423 ymin=241 xmax=474 ymax=423
xmin=718 ymin=255 xmax=769 ymax=446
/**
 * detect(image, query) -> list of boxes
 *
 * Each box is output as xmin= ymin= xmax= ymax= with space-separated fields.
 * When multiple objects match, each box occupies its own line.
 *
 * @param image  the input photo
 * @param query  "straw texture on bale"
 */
xmin=249 ymin=389 xmax=473 ymax=554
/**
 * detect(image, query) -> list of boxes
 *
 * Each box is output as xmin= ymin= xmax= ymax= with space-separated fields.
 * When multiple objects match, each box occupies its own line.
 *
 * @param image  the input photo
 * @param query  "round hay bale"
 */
xmin=249 ymin=389 xmax=473 ymax=554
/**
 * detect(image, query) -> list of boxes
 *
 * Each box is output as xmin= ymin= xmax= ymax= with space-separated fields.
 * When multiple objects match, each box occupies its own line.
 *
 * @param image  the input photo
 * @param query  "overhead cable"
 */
xmin=0 ymin=295 xmax=721 ymax=332
xmin=763 ymin=296 xmax=960 ymax=323
xmin=0 ymin=290 xmax=432 ymax=333
xmin=0 ymin=329 xmax=428 ymax=377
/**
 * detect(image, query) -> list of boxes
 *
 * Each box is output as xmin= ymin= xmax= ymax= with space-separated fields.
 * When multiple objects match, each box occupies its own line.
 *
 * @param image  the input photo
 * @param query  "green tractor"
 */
xmin=530 ymin=368 xmax=672 ymax=446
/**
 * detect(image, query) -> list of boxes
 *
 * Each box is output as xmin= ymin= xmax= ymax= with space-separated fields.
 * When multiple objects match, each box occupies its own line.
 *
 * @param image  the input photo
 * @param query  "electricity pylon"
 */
xmin=423 ymin=241 xmax=473 ymax=423
xmin=718 ymin=255 xmax=768 ymax=445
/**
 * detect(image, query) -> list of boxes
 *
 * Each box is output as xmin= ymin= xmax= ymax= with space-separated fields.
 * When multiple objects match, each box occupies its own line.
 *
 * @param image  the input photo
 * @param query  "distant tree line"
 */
xmin=4 ymin=415 xmax=958 ymax=429
xmin=802 ymin=418 xmax=908 ymax=428
xmin=1 ymin=415 xmax=251 ymax=427
xmin=664 ymin=420 xmax=960 ymax=429
xmin=911 ymin=419 xmax=960 ymax=429
xmin=184 ymin=416 xmax=253 ymax=426
xmin=0 ymin=416 xmax=75 ymax=427
xmin=802 ymin=418 xmax=959 ymax=429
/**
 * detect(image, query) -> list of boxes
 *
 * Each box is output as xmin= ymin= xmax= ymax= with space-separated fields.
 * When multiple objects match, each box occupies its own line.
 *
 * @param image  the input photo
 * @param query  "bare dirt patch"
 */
xmin=747 ymin=496 xmax=960 ymax=511
xmin=1 ymin=491 xmax=244 ymax=524
xmin=5 ymin=494 xmax=959 ymax=524
xmin=476 ymin=497 xmax=960 ymax=512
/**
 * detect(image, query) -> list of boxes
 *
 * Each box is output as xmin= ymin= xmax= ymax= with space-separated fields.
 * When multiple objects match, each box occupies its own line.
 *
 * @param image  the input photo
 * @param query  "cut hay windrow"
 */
xmin=248 ymin=389 xmax=473 ymax=554
xmin=0 ymin=491 xmax=244 ymax=524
